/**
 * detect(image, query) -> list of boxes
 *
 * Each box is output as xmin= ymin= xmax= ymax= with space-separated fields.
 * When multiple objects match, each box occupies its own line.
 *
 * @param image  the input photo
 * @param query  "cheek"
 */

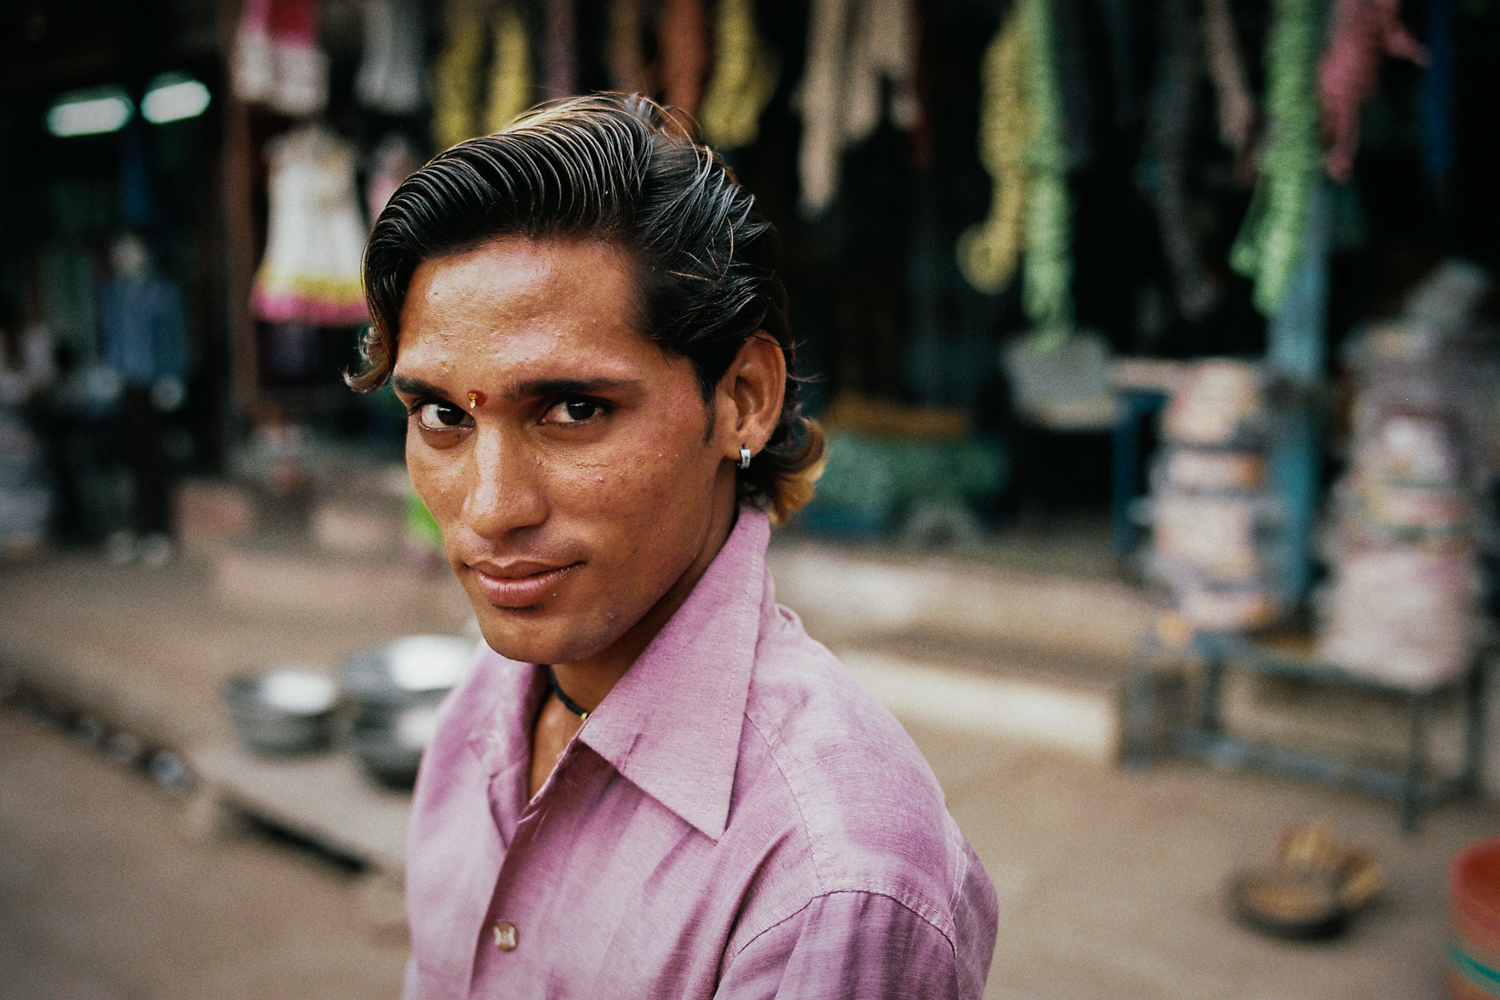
xmin=552 ymin=424 xmax=718 ymax=535
xmin=405 ymin=434 xmax=466 ymax=522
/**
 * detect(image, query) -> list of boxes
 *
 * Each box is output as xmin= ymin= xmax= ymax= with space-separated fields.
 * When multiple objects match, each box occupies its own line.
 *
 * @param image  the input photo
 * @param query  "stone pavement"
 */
xmin=1 ymin=550 xmax=1495 ymax=998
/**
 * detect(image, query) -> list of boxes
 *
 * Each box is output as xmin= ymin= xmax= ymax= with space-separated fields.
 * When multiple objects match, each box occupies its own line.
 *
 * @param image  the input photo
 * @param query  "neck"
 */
xmin=550 ymin=478 xmax=739 ymax=712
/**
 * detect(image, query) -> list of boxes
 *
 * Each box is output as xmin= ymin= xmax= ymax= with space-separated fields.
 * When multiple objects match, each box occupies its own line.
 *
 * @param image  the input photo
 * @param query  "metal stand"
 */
xmin=1126 ymin=631 xmax=1487 ymax=834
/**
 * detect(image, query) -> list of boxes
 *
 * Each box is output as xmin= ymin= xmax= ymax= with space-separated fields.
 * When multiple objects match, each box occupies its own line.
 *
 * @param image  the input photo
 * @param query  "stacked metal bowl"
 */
xmin=340 ymin=635 xmax=475 ymax=788
xmin=224 ymin=666 xmax=340 ymax=755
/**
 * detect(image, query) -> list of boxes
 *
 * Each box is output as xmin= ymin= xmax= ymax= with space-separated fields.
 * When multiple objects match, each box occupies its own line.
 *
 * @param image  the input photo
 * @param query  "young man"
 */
xmin=357 ymin=94 xmax=998 ymax=999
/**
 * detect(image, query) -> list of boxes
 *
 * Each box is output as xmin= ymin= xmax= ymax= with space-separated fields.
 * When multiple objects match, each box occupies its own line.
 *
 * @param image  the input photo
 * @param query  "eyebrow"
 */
xmin=390 ymin=375 xmax=451 ymax=399
xmin=504 ymin=377 xmax=638 ymax=401
xmin=389 ymin=374 xmax=638 ymax=401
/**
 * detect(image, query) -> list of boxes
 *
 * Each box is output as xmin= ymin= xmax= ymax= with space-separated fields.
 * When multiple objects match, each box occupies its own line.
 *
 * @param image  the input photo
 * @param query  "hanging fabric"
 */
xmin=1319 ymin=0 xmax=1428 ymax=182
xmin=356 ymin=0 xmax=427 ymax=116
xmin=1229 ymin=0 xmax=1323 ymax=316
xmin=432 ymin=0 xmax=487 ymax=150
xmin=1019 ymin=0 xmax=1074 ymax=343
xmin=794 ymin=0 xmax=920 ymax=216
xmin=252 ymin=125 xmax=369 ymax=327
xmin=658 ymin=0 xmax=711 ymax=123
xmin=366 ymin=133 xmax=424 ymax=226
xmin=485 ymin=1 xmax=534 ymax=132
xmin=700 ymin=0 xmax=781 ymax=149
xmin=1143 ymin=0 xmax=1221 ymax=320
xmin=1202 ymin=0 xmax=1258 ymax=167
xmin=542 ymin=0 xmax=578 ymax=97
xmin=232 ymin=0 xmax=330 ymax=116
xmin=957 ymin=7 xmax=1027 ymax=296
xmin=607 ymin=0 xmax=652 ymax=93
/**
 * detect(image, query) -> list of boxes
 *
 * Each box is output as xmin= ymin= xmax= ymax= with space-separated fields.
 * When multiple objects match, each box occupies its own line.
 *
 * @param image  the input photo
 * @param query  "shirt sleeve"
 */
xmin=713 ymin=891 xmax=974 ymax=1000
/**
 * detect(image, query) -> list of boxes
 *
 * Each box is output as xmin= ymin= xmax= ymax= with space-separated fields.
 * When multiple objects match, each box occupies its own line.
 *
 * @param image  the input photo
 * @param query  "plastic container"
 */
xmin=1448 ymin=838 xmax=1500 ymax=999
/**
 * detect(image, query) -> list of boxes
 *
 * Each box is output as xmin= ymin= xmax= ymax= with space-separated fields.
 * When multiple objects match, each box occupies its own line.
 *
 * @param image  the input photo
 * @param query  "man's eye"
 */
xmin=547 ymin=399 xmax=602 ymax=423
xmin=415 ymin=401 xmax=468 ymax=430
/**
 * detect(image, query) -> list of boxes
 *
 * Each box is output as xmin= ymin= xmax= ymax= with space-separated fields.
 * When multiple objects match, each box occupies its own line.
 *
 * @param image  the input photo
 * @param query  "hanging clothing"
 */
xmin=1143 ymin=0 xmax=1221 ymax=320
xmin=795 ymin=0 xmax=920 ymax=216
xmin=432 ymin=0 xmax=488 ymax=151
xmin=1319 ymin=0 xmax=1427 ymax=182
xmin=252 ymin=125 xmax=368 ymax=327
xmin=1019 ymin=0 xmax=1074 ymax=342
xmin=658 ymin=0 xmax=711 ymax=123
xmin=700 ymin=0 xmax=780 ymax=148
xmin=957 ymin=7 xmax=1027 ymax=296
xmin=232 ymin=0 xmax=330 ymax=117
xmin=541 ymin=0 xmax=578 ymax=97
xmin=1229 ymin=0 xmax=1324 ymax=316
xmin=1202 ymin=0 xmax=1258 ymax=165
xmin=366 ymin=133 xmax=424 ymax=226
xmin=356 ymin=0 xmax=427 ymax=116
xmin=485 ymin=1 xmax=534 ymax=133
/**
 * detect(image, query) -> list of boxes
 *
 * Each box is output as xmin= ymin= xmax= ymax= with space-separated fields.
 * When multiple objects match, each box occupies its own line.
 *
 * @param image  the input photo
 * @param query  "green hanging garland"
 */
xmin=1229 ymin=0 xmax=1324 ymax=315
xmin=1020 ymin=0 xmax=1075 ymax=345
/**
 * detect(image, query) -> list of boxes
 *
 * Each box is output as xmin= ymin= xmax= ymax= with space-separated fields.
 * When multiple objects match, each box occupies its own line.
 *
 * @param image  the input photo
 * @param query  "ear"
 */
xmin=712 ymin=334 xmax=786 ymax=463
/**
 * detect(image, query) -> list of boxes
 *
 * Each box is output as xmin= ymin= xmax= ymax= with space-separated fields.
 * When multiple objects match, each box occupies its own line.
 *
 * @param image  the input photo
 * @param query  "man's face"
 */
xmin=392 ymin=237 xmax=732 ymax=667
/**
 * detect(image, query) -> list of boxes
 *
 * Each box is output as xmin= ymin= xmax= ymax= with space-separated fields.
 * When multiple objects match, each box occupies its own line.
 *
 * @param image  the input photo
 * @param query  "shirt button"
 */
xmin=492 ymin=920 xmax=518 ymax=951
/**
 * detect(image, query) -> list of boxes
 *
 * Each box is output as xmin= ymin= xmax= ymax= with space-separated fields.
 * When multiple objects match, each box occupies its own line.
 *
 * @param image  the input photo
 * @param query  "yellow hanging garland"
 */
xmin=485 ymin=1 xmax=533 ymax=133
xmin=957 ymin=6 xmax=1027 ymax=296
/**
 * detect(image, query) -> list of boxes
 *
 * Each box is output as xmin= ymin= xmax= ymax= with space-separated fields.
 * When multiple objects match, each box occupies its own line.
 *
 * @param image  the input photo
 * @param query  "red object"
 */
xmin=1450 ymin=838 xmax=1500 ymax=998
xmin=1318 ymin=0 xmax=1427 ymax=182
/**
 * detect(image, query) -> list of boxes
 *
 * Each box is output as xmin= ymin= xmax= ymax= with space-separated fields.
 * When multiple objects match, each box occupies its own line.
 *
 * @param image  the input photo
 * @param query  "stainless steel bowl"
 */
xmin=223 ymin=668 xmax=338 ymax=756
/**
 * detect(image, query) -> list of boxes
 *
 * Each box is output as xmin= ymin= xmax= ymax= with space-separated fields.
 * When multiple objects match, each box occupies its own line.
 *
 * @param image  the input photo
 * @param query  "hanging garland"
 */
xmin=1145 ymin=0 xmax=1221 ymax=320
xmin=1229 ymin=0 xmax=1324 ymax=315
xmin=431 ymin=0 xmax=486 ymax=151
xmin=1020 ymin=0 xmax=1074 ymax=344
xmin=700 ymin=0 xmax=782 ymax=149
xmin=957 ymin=6 xmax=1027 ymax=296
xmin=484 ymin=1 xmax=533 ymax=133
xmin=1202 ymin=0 xmax=1258 ymax=167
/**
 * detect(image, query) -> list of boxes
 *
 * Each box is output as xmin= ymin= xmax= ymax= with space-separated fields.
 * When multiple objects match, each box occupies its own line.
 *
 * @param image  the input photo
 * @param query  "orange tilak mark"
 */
xmin=468 ymin=390 xmax=486 ymax=409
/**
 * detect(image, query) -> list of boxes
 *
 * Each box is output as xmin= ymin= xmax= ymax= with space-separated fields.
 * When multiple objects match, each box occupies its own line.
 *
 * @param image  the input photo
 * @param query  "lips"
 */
xmin=468 ymin=558 xmax=582 ymax=609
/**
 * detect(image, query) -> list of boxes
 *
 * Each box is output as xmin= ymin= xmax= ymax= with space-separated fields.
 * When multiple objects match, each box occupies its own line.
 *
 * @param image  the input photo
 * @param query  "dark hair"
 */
xmin=354 ymin=93 xmax=823 ymax=523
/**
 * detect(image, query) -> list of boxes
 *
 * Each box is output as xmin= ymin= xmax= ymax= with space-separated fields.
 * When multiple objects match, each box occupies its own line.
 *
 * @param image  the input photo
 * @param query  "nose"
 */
xmin=463 ymin=423 xmax=547 ymax=541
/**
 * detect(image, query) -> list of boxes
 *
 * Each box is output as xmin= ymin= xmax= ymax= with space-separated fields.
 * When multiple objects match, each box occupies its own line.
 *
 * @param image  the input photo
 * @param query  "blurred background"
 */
xmin=2 ymin=0 xmax=1500 ymax=997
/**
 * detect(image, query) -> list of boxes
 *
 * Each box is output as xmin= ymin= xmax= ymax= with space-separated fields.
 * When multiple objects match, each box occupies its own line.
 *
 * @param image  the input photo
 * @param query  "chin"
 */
xmin=471 ymin=602 xmax=618 ymax=667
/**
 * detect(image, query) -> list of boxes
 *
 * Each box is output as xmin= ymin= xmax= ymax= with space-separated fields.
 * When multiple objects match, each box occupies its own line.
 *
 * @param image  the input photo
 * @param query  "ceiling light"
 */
xmin=142 ymin=74 xmax=211 ymax=124
xmin=47 ymin=86 xmax=134 ymax=137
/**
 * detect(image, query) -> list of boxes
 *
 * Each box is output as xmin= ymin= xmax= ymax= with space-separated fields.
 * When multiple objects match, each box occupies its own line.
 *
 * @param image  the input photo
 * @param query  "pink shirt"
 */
xmin=404 ymin=509 xmax=998 ymax=999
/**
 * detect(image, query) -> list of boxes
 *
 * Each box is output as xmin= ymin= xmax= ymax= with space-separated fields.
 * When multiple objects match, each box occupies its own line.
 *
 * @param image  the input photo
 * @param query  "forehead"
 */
xmin=393 ymin=237 xmax=658 ymax=380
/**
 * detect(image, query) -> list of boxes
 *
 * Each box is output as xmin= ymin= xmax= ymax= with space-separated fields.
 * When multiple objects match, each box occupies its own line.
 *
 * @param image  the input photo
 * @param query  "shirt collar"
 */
xmin=578 ymin=507 xmax=771 ymax=842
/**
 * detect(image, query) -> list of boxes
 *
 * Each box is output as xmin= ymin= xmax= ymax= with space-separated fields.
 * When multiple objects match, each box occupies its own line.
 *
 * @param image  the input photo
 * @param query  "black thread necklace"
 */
xmin=546 ymin=666 xmax=590 ymax=721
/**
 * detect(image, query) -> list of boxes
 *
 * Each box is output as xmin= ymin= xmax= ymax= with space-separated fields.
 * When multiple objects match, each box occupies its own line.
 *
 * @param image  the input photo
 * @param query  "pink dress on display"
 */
xmin=252 ymin=125 xmax=369 ymax=327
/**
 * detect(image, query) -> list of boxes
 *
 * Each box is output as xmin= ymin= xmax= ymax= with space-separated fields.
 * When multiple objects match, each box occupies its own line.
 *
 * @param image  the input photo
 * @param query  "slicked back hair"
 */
xmin=354 ymin=93 xmax=823 ymax=523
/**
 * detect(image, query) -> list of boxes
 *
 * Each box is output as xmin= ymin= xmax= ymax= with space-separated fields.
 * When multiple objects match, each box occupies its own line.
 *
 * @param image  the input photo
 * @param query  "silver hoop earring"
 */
xmin=738 ymin=446 xmax=752 ymax=470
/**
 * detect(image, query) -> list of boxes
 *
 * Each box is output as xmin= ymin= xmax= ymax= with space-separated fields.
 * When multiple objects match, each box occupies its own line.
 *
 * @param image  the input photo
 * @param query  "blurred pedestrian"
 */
xmin=99 ymin=234 xmax=187 ymax=567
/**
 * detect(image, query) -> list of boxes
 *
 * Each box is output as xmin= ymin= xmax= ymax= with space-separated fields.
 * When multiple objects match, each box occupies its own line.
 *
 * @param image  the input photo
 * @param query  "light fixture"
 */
xmin=141 ymin=73 xmax=211 ymax=124
xmin=46 ymin=85 xmax=134 ymax=137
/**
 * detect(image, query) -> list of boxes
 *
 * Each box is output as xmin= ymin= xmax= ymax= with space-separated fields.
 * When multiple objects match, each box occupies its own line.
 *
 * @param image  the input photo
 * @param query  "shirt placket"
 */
xmin=471 ymin=736 xmax=591 ymax=991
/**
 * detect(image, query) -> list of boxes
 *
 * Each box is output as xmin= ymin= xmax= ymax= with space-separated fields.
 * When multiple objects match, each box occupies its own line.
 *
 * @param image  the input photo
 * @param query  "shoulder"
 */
xmin=733 ymin=605 xmax=991 ymax=940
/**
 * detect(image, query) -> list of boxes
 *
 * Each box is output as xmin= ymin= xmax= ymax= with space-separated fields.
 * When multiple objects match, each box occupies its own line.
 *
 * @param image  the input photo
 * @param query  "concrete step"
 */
xmin=767 ymin=542 xmax=1152 ymax=763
